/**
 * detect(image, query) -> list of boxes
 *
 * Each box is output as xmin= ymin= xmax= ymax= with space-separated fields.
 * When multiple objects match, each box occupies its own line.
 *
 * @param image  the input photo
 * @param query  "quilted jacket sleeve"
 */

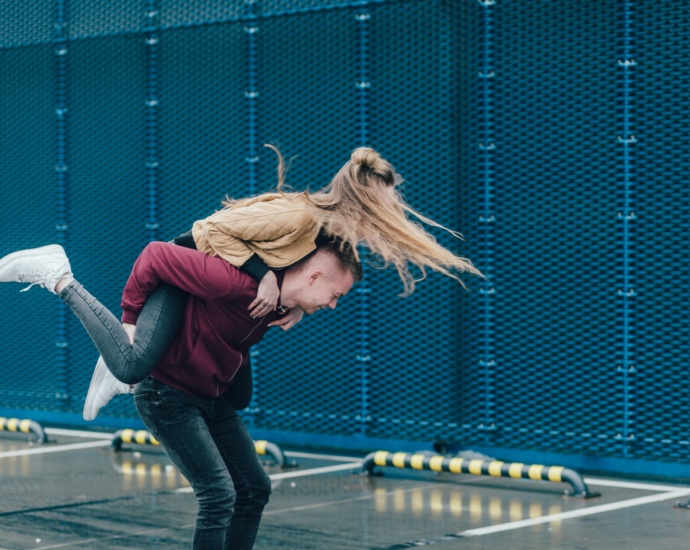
xmin=191 ymin=196 xmax=318 ymax=268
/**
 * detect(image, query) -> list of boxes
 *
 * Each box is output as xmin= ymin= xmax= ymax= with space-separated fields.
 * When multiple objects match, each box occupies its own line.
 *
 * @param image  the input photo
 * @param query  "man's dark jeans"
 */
xmin=134 ymin=376 xmax=271 ymax=549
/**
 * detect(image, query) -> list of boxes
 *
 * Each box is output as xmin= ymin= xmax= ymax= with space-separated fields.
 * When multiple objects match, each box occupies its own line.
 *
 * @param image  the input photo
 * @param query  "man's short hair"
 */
xmin=314 ymin=233 xmax=363 ymax=283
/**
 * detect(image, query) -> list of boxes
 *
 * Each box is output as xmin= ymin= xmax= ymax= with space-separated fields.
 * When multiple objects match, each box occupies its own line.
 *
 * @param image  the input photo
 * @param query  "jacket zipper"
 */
xmin=237 ymin=316 xmax=268 ymax=344
xmin=216 ymin=349 xmax=244 ymax=398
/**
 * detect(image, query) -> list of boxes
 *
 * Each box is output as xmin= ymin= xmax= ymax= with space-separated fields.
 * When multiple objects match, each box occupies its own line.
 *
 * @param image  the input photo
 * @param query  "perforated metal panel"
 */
xmin=464 ymin=0 xmax=624 ymax=456
xmin=629 ymin=1 xmax=690 ymax=461
xmin=0 ymin=0 xmax=688 ymax=473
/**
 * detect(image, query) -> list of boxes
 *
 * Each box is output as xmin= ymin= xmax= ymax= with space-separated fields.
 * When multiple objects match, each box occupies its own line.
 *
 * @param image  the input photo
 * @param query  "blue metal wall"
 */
xmin=0 ymin=0 xmax=688 ymax=476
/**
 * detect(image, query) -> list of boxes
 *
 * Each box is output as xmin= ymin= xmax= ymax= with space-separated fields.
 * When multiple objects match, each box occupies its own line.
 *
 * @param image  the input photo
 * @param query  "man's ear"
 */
xmin=308 ymin=269 xmax=324 ymax=285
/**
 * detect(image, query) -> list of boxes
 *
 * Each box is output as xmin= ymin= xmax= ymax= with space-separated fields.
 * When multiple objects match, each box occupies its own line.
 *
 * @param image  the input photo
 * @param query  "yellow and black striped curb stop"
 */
xmin=254 ymin=440 xmax=298 ymax=469
xmin=360 ymin=451 xmax=600 ymax=498
xmin=111 ymin=429 xmax=160 ymax=451
xmin=0 ymin=417 xmax=48 ymax=444
xmin=111 ymin=430 xmax=297 ymax=469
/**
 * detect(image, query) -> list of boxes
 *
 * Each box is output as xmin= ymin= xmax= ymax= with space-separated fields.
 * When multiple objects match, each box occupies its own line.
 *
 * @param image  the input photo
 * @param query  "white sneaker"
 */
xmin=83 ymin=356 xmax=131 ymax=421
xmin=0 ymin=244 xmax=72 ymax=294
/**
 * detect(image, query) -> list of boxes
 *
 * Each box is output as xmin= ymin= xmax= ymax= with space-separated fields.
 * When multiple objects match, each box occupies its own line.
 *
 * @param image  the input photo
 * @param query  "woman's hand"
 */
xmin=123 ymin=322 xmax=136 ymax=345
xmin=268 ymin=307 xmax=304 ymax=331
xmin=249 ymin=270 xmax=279 ymax=318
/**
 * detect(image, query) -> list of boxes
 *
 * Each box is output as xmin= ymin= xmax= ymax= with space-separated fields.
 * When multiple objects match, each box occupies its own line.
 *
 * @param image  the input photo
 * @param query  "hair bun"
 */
xmin=351 ymin=147 xmax=381 ymax=170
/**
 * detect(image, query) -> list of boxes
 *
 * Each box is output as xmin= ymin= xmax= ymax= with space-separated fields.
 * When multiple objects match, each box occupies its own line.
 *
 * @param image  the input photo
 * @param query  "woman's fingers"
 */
xmin=250 ymin=300 xmax=279 ymax=318
xmin=250 ymin=305 xmax=266 ymax=318
xmin=249 ymin=297 xmax=278 ymax=314
xmin=268 ymin=314 xmax=295 ymax=328
xmin=267 ymin=309 xmax=301 ymax=330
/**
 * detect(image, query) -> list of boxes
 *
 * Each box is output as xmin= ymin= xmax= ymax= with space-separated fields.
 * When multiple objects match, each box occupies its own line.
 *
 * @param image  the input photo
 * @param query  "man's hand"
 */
xmin=249 ymin=270 xmax=279 ymax=318
xmin=268 ymin=307 xmax=304 ymax=331
xmin=123 ymin=322 xmax=136 ymax=345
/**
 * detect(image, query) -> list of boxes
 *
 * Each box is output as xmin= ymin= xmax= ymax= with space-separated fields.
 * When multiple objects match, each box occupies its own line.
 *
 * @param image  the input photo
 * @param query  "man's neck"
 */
xmin=279 ymin=268 xmax=300 ymax=309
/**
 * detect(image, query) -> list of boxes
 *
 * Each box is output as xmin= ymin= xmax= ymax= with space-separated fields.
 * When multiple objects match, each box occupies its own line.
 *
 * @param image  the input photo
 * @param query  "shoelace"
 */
xmin=20 ymin=282 xmax=43 ymax=292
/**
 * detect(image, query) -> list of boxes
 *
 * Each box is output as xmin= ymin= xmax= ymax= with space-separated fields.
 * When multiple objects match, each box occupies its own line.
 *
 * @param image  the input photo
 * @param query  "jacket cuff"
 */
xmin=241 ymin=254 xmax=271 ymax=282
xmin=172 ymin=229 xmax=197 ymax=250
xmin=121 ymin=310 xmax=140 ymax=324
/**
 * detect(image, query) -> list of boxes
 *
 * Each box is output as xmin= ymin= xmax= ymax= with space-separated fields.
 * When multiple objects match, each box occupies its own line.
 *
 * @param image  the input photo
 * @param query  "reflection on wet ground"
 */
xmin=0 ymin=432 xmax=689 ymax=549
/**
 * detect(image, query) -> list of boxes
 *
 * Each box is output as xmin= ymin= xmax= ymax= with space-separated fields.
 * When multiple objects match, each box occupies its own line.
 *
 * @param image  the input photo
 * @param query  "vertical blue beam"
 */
xmin=245 ymin=0 xmax=259 ymax=197
xmin=355 ymin=5 xmax=371 ymax=437
xmin=616 ymin=0 xmax=636 ymax=457
xmin=245 ymin=0 xmax=260 ymax=427
xmin=54 ymin=0 xmax=70 ymax=408
xmin=144 ymin=0 xmax=160 ymax=243
xmin=477 ymin=0 xmax=496 ymax=444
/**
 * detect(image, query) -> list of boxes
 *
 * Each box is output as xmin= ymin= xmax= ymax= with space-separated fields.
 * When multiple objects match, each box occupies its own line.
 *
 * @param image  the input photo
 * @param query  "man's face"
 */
xmin=297 ymin=268 xmax=355 ymax=315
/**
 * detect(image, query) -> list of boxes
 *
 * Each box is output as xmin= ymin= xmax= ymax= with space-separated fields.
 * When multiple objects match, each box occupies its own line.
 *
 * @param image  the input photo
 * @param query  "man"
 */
xmin=119 ymin=240 xmax=361 ymax=549
xmin=0 ymin=239 xmax=361 ymax=548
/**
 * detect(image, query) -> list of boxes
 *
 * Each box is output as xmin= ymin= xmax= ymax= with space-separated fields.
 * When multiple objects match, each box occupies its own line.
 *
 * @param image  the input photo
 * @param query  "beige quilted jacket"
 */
xmin=192 ymin=193 xmax=322 ymax=268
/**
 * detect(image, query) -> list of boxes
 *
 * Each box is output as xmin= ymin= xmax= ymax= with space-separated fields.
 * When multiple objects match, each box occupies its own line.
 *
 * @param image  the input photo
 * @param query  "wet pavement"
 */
xmin=1 ymin=429 xmax=690 ymax=549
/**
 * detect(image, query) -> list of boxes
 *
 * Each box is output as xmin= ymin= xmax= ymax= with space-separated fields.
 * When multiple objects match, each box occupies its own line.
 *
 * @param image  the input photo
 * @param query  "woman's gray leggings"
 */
xmin=58 ymin=281 xmax=187 ymax=385
xmin=57 ymin=280 xmax=253 ymax=408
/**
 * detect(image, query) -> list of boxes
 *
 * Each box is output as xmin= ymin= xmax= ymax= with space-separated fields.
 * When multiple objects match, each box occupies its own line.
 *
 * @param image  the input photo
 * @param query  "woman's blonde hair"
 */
xmin=223 ymin=144 xmax=482 ymax=295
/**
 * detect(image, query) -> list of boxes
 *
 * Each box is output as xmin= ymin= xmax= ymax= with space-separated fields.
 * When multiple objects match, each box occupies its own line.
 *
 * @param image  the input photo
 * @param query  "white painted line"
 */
xmin=32 ymin=485 xmax=438 ymax=549
xmin=175 ymin=461 xmax=362 ymax=493
xmin=460 ymin=489 xmax=690 ymax=537
xmin=270 ymin=461 xmax=362 ymax=480
xmin=32 ymin=523 xmax=195 ymax=550
xmin=26 ymin=428 xmax=690 ymax=497
xmin=37 ymin=428 xmax=364 ymax=462
xmin=584 ymin=477 xmax=690 ymax=493
xmin=0 ymin=440 xmax=111 ymax=458
xmin=284 ymin=450 xmax=362 ymax=462
xmin=44 ymin=428 xmax=114 ymax=440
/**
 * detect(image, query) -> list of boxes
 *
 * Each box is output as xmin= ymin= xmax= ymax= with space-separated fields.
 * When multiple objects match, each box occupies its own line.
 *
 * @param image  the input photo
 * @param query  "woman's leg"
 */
xmin=59 ymin=280 xmax=187 ymax=384
xmin=0 ymin=244 xmax=188 ymax=386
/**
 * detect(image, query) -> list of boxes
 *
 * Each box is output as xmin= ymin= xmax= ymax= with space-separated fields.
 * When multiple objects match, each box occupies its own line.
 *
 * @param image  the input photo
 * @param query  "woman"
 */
xmin=0 ymin=146 xmax=481 ymax=419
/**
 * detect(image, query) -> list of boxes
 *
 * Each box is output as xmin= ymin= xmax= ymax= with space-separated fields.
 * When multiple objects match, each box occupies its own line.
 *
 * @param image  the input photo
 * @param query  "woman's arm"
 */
xmin=175 ymin=229 xmax=277 ymax=318
xmin=192 ymin=198 xmax=315 ymax=268
xmin=192 ymin=199 xmax=315 ymax=319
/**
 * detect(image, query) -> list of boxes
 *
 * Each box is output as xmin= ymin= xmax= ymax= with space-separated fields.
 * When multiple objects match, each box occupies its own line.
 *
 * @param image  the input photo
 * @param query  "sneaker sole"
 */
xmin=83 ymin=357 xmax=109 ymax=421
xmin=0 ymin=245 xmax=66 ymax=275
